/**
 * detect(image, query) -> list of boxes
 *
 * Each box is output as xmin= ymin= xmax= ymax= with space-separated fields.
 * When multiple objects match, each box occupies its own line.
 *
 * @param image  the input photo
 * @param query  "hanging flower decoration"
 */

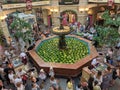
xmin=108 ymin=0 xmax=114 ymax=7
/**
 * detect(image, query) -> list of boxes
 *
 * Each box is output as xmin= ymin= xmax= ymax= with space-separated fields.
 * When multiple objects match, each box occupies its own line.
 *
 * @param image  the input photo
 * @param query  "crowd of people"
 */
xmin=0 ymin=45 xmax=59 ymax=90
xmin=0 ymin=14 xmax=120 ymax=90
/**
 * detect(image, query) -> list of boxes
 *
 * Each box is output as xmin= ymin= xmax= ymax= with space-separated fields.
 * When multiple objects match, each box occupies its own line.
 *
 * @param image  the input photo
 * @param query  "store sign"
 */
xmin=88 ymin=0 xmax=107 ymax=2
xmin=2 ymin=1 xmax=50 ymax=9
xmin=2 ymin=4 xmax=26 ymax=9
xmin=26 ymin=0 xmax=32 ymax=10
xmin=32 ymin=1 xmax=50 ymax=6
xmin=108 ymin=0 xmax=114 ymax=6
xmin=88 ymin=0 xmax=120 ymax=3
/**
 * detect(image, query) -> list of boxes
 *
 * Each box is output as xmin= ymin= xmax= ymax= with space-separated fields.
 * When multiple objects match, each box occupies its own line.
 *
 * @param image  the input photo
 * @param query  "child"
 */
xmin=49 ymin=66 xmax=55 ymax=77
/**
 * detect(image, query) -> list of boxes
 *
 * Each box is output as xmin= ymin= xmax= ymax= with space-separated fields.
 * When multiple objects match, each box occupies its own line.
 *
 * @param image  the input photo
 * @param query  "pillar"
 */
xmin=0 ymin=20 xmax=10 ymax=44
xmin=42 ymin=9 xmax=49 ymax=26
xmin=78 ymin=0 xmax=88 ymax=25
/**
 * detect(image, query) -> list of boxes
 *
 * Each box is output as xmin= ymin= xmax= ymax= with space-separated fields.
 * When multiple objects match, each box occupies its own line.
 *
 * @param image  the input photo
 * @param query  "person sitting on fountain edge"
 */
xmin=89 ymin=57 xmax=99 ymax=69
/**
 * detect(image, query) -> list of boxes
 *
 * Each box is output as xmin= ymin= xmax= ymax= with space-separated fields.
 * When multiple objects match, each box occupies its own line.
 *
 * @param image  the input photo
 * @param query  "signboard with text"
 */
xmin=2 ymin=1 xmax=50 ymax=9
xmin=88 ymin=0 xmax=107 ymax=2
xmin=88 ymin=0 xmax=120 ymax=3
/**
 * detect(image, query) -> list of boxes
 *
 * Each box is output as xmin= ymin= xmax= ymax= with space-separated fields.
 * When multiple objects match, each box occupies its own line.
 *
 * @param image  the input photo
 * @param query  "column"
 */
xmin=52 ymin=11 xmax=60 ymax=26
xmin=78 ymin=0 xmax=88 ymax=25
xmin=0 ymin=20 xmax=10 ymax=44
xmin=42 ymin=9 xmax=49 ymax=26
xmin=0 ymin=11 xmax=10 ymax=44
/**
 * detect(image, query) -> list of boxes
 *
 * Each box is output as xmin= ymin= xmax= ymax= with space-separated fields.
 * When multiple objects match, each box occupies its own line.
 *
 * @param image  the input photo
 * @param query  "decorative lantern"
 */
xmin=26 ymin=0 xmax=32 ymax=10
xmin=108 ymin=0 xmax=114 ymax=6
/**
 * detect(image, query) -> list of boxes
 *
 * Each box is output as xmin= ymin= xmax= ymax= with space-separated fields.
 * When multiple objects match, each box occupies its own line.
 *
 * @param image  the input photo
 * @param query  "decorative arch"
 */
xmin=60 ymin=10 xmax=77 ymax=24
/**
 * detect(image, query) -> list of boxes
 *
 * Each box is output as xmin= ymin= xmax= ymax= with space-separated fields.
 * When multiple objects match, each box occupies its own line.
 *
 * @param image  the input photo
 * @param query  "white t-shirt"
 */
xmin=91 ymin=58 xmax=97 ymax=66
xmin=8 ymin=73 xmax=14 ymax=82
xmin=20 ymin=52 xmax=26 ymax=58
xmin=39 ymin=73 xmax=46 ymax=80
xmin=14 ymin=78 xmax=22 ymax=86
xmin=94 ymin=75 xmax=103 ymax=85
xmin=4 ymin=50 xmax=10 ymax=56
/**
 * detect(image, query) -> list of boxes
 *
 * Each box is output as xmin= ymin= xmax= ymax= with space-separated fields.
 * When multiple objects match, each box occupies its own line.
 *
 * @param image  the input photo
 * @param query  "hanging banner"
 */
xmin=26 ymin=0 xmax=32 ymax=10
xmin=108 ymin=0 xmax=114 ymax=6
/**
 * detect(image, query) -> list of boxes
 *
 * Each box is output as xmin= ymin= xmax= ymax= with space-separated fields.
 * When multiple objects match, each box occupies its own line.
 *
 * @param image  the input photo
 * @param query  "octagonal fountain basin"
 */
xmin=28 ymin=35 xmax=98 ymax=77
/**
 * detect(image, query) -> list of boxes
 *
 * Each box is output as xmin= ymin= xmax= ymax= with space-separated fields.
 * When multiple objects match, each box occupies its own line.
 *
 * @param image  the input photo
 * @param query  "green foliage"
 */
xmin=10 ymin=17 xmax=31 ymax=30
xmin=94 ymin=26 xmax=119 ymax=47
xmin=36 ymin=36 xmax=89 ymax=64
xmin=10 ymin=16 xmax=32 ymax=42
xmin=102 ymin=10 xmax=120 ymax=27
xmin=94 ymin=10 xmax=120 ymax=47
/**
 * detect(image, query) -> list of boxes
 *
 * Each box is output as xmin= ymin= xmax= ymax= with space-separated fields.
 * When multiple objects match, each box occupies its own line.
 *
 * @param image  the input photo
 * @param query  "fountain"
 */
xmin=52 ymin=16 xmax=73 ymax=49
xmin=28 ymin=17 xmax=98 ymax=77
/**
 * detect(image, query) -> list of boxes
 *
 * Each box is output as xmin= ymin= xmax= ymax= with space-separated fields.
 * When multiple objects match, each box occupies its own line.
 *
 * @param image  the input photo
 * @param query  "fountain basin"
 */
xmin=28 ymin=35 xmax=98 ymax=77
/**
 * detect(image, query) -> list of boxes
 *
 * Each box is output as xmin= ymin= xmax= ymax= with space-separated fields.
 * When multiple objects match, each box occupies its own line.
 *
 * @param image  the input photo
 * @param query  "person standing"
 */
xmin=93 ymin=71 xmax=103 ymax=86
xmin=93 ymin=81 xmax=101 ymax=90
xmin=20 ymin=52 xmax=27 ymax=65
xmin=49 ymin=66 xmax=55 ymax=77
xmin=66 ymin=78 xmax=74 ymax=90
xmin=39 ymin=69 xmax=47 ymax=82
xmin=50 ymin=77 xmax=59 ymax=90
xmin=88 ymin=76 xmax=94 ymax=90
